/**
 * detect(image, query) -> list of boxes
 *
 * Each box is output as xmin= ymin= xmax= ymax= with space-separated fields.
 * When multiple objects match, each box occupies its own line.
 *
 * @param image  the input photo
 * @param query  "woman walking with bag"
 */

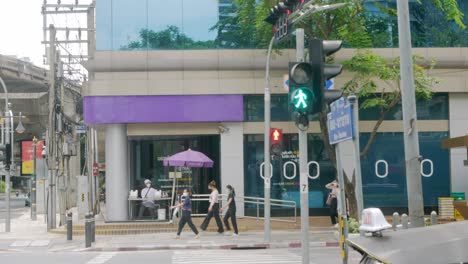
xmin=200 ymin=181 xmax=224 ymax=234
xmin=171 ymin=189 xmax=199 ymax=239
xmin=221 ymin=185 xmax=238 ymax=236
xmin=326 ymin=179 xmax=340 ymax=228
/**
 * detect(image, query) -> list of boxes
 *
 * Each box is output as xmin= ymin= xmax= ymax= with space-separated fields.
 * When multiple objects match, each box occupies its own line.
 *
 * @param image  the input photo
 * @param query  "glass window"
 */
xmin=359 ymin=132 xmax=450 ymax=207
xmin=112 ymin=0 xmax=148 ymax=50
xmin=130 ymin=135 xmax=220 ymax=213
xmin=182 ymin=0 xmax=218 ymax=49
xmin=96 ymin=0 xmax=112 ymax=50
xmin=147 ymin=0 xmax=183 ymax=50
xmin=243 ymin=134 xmax=335 ymax=215
xmin=358 ymin=93 xmax=448 ymax=121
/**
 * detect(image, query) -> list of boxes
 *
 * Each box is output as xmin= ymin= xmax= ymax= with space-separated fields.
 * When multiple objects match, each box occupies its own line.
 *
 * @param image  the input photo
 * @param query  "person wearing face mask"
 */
xmin=138 ymin=179 xmax=158 ymax=219
xmin=200 ymin=180 xmax=224 ymax=234
xmin=171 ymin=189 xmax=199 ymax=239
xmin=221 ymin=185 xmax=238 ymax=236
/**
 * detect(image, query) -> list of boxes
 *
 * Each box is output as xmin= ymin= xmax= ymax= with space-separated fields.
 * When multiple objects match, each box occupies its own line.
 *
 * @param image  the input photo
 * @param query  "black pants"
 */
xmin=200 ymin=203 xmax=224 ymax=233
xmin=138 ymin=204 xmax=157 ymax=219
xmin=330 ymin=198 xmax=338 ymax=225
xmin=177 ymin=211 xmax=199 ymax=236
xmin=223 ymin=208 xmax=238 ymax=234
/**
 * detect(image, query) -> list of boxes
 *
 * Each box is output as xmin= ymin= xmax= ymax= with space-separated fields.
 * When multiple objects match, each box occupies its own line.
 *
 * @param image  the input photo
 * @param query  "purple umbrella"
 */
xmin=163 ymin=149 xmax=214 ymax=217
xmin=163 ymin=149 xmax=214 ymax=168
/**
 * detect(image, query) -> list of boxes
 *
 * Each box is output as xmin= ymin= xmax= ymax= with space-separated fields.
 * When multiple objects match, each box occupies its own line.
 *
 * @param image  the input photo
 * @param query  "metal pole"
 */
xmin=347 ymin=95 xmax=364 ymax=225
xmin=31 ymin=137 xmax=37 ymax=221
xmin=263 ymin=36 xmax=275 ymax=243
xmin=4 ymin=111 xmax=10 ymax=233
xmin=295 ymin=28 xmax=309 ymax=264
xmin=335 ymin=144 xmax=348 ymax=264
xmin=397 ymin=0 xmax=424 ymax=228
xmin=85 ymin=213 xmax=91 ymax=248
xmin=66 ymin=211 xmax=73 ymax=241
xmin=0 ymin=77 xmax=10 ymax=233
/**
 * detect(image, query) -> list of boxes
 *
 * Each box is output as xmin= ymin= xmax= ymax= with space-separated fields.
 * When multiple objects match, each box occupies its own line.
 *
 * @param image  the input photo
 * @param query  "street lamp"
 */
xmin=15 ymin=112 xmax=25 ymax=134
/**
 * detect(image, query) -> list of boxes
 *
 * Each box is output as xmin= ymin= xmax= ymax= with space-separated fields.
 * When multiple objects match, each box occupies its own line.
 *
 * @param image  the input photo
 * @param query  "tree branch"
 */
xmin=360 ymin=92 xmax=401 ymax=158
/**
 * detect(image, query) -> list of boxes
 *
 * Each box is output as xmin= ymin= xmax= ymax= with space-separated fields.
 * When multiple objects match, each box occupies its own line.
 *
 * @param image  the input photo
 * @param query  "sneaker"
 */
xmin=333 ymin=224 xmax=339 ymax=228
xmin=224 ymin=231 xmax=232 ymax=236
xmin=175 ymin=235 xmax=181 ymax=239
xmin=232 ymin=233 xmax=239 ymax=237
xmin=195 ymin=234 xmax=200 ymax=239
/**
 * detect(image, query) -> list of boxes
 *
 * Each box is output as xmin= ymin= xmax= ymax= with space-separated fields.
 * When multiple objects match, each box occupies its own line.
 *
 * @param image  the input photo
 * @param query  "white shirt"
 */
xmin=141 ymin=187 xmax=157 ymax=199
xmin=209 ymin=189 xmax=219 ymax=207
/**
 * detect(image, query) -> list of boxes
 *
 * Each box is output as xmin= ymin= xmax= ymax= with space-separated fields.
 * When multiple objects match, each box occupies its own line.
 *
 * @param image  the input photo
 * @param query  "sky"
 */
xmin=0 ymin=0 xmax=44 ymax=66
xmin=0 ymin=0 xmax=91 ymax=68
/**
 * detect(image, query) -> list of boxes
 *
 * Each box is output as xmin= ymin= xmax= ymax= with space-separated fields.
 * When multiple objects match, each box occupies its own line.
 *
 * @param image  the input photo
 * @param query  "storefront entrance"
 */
xmin=129 ymin=135 xmax=220 ymax=216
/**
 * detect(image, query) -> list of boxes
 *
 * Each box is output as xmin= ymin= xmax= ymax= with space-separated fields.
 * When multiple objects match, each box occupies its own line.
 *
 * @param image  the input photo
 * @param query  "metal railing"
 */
xmin=190 ymin=194 xmax=297 ymax=223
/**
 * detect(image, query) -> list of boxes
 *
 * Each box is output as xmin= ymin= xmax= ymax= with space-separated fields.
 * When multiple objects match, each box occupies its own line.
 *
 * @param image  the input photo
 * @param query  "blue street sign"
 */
xmin=327 ymin=97 xmax=354 ymax=145
xmin=325 ymin=79 xmax=334 ymax=90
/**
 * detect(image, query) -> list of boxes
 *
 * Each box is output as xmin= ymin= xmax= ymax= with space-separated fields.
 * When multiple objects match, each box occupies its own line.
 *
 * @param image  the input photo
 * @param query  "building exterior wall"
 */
xmin=88 ymin=0 xmax=468 ymax=218
xmin=449 ymin=93 xmax=468 ymax=195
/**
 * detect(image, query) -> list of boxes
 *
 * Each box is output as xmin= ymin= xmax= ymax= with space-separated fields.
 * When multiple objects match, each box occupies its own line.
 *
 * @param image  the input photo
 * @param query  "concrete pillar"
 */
xmin=105 ymin=124 xmax=128 ymax=221
xmin=449 ymin=93 xmax=468 ymax=195
xmin=220 ymin=122 xmax=245 ymax=216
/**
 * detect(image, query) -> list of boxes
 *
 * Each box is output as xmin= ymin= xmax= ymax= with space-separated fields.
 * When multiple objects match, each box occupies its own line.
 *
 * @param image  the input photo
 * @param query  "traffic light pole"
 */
xmin=397 ymin=0 xmax=424 ymax=228
xmin=295 ymin=28 xmax=309 ymax=264
xmin=0 ymin=76 xmax=11 ymax=233
xmin=263 ymin=36 xmax=275 ymax=242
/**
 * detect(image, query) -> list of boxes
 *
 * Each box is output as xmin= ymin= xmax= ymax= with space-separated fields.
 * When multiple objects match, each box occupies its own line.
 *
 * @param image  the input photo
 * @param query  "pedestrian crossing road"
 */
xmin=172 ymin=249 xmax=302 ymax=264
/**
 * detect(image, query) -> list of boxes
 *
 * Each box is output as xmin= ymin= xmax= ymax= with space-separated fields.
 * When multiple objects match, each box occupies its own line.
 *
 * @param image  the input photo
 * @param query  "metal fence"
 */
xmin=190 ymin=194 xmax=297 ymax=223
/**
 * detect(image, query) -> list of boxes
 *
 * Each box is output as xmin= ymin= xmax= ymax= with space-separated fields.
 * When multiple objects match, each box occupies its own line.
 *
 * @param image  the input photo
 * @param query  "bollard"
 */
xmin=402 ymin=214 xmax=408 ymax=229
xmin=431 ymin=211 xmax=438 ymax=226
xmin=392 ymin=212 xmax=399 ymax=231
xmin=91 ymin=214 xmax=95 ymax=243
xmin=66 ymin=212 xmax=73 ymax=241
xmin=85 ymin=214 xmax=92 ymax=248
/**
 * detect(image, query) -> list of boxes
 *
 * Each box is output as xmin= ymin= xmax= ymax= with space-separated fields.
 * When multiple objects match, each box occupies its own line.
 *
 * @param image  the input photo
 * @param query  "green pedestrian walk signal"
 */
xmin=290 ymin=87 xmax=314 ymax=113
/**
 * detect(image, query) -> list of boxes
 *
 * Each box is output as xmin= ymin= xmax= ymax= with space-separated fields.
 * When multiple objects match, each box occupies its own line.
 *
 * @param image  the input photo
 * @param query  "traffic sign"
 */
xmin=93 ymin=163 xmax=99 ymax=177
xmin=75 ymin=124 xmax=86 ymax=134
xmin=327 ymin=97 xmax=354 ymax=145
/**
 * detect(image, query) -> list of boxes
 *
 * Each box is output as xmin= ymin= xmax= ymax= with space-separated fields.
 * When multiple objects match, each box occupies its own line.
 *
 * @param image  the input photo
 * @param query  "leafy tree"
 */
xmin=221 ymin=0 xmax=461 ymax=218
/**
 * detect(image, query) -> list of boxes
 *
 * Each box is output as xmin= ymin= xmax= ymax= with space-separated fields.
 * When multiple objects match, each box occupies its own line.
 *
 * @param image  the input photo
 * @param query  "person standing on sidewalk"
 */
xmin=171 ymin=189 xmax=199 ymax=239
xmin=326 ymin=179 xmax=340 ymax=228
xmin=221 ymin=185 xmax=238 ymax=236
xmin=200 ymin=180 xmax=224 ymax=234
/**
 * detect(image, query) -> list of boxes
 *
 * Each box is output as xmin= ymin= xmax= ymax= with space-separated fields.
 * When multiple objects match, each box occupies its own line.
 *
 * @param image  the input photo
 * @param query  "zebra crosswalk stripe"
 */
xmin=172 ymin=250 xmax=301 ymax=264
xmin=86 ymin=252 xmax=117 ymax=264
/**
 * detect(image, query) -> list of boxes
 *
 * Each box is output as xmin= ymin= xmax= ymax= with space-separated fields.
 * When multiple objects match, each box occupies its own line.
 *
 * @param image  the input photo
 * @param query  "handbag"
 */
xmin=326 ymin=193 xmax=333 ymax=206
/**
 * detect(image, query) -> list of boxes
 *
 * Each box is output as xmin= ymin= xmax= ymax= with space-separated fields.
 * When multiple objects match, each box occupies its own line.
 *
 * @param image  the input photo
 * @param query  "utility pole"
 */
xmin=47 ymin=24 xmax=57 ymax=230
xmin=347 ymin=95 xmax=363 ymax=224
xmin=397 ymin=0 xmax=424 ymax=228
xmin=31 ymin=137 xmax=38 ymax=221
xmin=335 ymin=144 xmax=349 ymax=263
xmin=263 ymin=36 xmax=275 ymax=243
xmin=296 ymin=28 xmax=309 ymax=264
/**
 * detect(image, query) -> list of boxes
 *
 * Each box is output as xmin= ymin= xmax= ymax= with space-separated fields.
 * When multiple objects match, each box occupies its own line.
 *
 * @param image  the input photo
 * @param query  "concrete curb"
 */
xmin=74 ymin=241 xmax=339 ymax=252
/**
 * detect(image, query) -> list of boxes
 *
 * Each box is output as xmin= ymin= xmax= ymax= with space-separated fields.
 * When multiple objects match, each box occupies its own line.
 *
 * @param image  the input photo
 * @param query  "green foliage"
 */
xmin=348 ymin=217 xmax=360 ymax=234
xmin=0 ymin=180 xmax=5 ymax=193
xmin=342 ymin=50 xmax=436 ymax=114
xmin=121 ymin=26 xmax=216 ymax=50
xmin=431 ymin=0 xmax=466 ymax=29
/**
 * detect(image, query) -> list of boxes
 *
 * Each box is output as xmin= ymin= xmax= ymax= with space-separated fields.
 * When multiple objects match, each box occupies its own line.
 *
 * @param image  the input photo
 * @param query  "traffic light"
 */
xmin=288 ymin=61 xmax=317 ymax=130
xmin=270 ymin=128 xmax=283 ymax=155
xmin=265 ymin=1 xmax=305 ymax=41
xmin=309 ymin=39 xmax=344 ymax=109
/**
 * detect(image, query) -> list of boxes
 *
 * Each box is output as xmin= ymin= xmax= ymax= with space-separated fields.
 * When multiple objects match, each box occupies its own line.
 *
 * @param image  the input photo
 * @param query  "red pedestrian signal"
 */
xmin=270 ymin=128 xmax=283 ymax=155
xmin=270 ymin=128 xmax=282 ymax=143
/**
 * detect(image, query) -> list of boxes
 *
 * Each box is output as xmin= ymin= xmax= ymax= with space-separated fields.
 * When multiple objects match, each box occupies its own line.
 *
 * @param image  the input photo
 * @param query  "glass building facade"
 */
xmin=96 ymin=0 xmax=468 ymax=51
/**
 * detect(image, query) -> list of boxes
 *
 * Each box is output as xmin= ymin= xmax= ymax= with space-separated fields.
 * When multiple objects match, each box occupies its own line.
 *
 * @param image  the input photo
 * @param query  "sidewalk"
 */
xmin=0 ymin=211 xmax=338 ymax=253
xmin=61 ymin=230 xmax=339 ymax=253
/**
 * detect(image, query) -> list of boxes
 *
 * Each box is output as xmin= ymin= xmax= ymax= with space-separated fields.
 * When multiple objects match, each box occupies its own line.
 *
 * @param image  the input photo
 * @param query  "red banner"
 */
xmin=21 ymin=140 xmax=44 ymax=175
